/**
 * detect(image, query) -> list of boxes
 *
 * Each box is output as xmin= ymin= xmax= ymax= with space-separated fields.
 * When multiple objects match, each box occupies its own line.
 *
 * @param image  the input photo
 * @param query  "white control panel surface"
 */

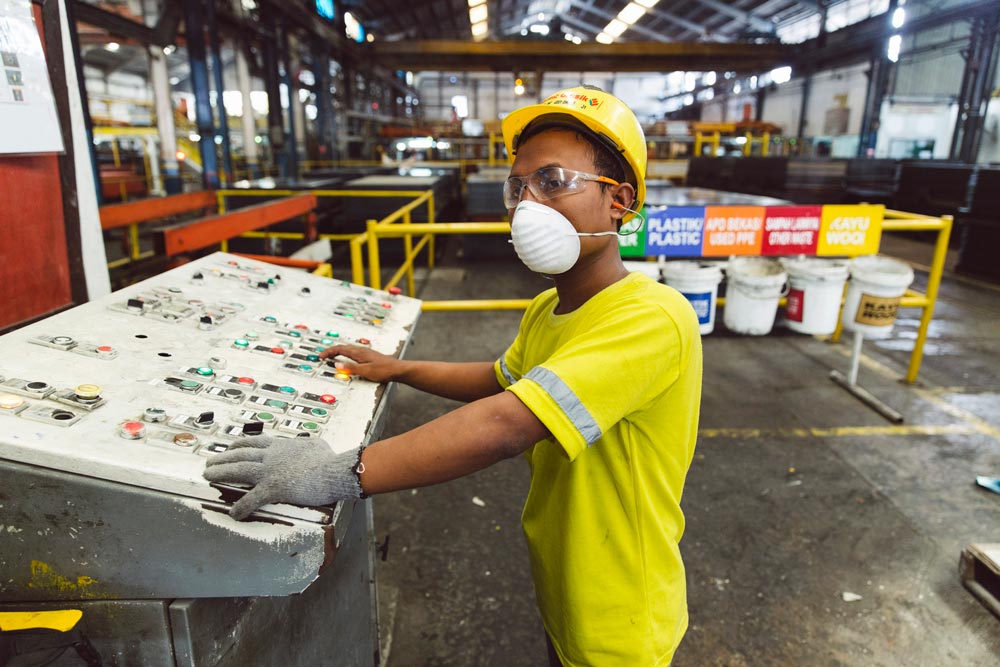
xmin=0 ymin=253 xmax=420 ymax=514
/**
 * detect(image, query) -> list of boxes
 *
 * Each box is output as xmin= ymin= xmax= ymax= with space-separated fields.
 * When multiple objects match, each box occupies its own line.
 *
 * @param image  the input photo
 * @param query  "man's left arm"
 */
xmin=204 ymin=391 xmax=548 ymax=519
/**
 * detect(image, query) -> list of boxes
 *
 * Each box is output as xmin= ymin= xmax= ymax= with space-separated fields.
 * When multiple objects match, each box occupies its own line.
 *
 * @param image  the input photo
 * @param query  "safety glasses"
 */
xmin=503 ymin=166 xmax=619 ymax=210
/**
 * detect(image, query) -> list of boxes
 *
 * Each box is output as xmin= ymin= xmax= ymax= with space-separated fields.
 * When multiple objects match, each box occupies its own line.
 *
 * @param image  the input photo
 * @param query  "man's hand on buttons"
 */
xmin=319 ymin=344 xmax=399 ymax=383
xmin=203 ymin=435 xmax=364 ymax=520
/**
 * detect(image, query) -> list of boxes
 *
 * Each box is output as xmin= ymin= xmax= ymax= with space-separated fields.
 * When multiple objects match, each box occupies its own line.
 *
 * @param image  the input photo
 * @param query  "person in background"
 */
xmin=204 ymin=85 xmax=703 ymax=667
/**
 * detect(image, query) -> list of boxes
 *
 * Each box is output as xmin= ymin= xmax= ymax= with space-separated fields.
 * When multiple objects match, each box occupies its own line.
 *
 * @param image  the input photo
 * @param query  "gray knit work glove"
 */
xmin=203 ymin=435 xmax=364 ymax=520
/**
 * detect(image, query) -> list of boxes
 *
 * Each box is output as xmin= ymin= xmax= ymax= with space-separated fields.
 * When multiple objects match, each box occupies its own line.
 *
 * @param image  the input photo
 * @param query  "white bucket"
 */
xmin=780 ymin=257 xmax=849 ymax=335
xmin=723 ymin=257 xmax=787 ymax=336
xmin=842 ymin=255 xmax=914 ymax=339
xmin=661 ymin=261 xmax=724 ymax=335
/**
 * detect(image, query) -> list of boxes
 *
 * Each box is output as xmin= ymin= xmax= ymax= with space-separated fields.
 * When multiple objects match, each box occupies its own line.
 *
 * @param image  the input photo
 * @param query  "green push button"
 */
xmin=245 ymin=331 xmax=260 ymax=340
xmin=288 ymin=331 xmax=301 ymax=338
xmin=180 ymin=380 xmax=200 ymax=389
xmin=278 ymin=385 xmax=296 ymax=394
xmin=264 ymin=316 xmax=277 ymax=323
xmin=196 ymin=367 xmax=214 ymax=377
xmin=256 ymin=412 xmax=274 ymax=421
xmin=310 ymin=408 xmax=328 ymax=416
xmin=266 ymin=399 xmax=287 ymax=409
xmin=298 ymin=364 xmax=313 ymax=372
xmin=306 ymin=354 xmax=320 ymax=362
xmin=326 ymin=331 xmax=340 ymax=338
xmin=233 ymin=339 xmax=249 ymax=348
xmin=320 ymin=338 xmax=334 ymax=345
xmin=302 ymin=422 xmax=319 ymax=431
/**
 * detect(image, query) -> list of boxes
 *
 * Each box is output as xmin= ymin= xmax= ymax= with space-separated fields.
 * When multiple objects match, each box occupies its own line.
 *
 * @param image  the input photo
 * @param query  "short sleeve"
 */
xmin=507 ymin=306 xmax=684 ymax=460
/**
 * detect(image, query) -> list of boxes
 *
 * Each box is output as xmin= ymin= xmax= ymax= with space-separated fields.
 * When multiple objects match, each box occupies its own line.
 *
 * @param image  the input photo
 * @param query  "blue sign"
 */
xmin=644 ymin=206 xmax=705 ymax=257
xmin=682 ymin=291 xmax=713 ymax=325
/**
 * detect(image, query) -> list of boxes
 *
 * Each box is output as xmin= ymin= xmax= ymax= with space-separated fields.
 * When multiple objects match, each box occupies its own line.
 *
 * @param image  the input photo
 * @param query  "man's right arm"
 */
xmin=319 ymin=344 xmax=502 ymax=403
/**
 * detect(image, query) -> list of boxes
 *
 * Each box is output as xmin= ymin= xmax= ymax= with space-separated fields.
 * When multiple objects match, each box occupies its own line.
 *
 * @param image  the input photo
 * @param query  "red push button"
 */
xmin=270 ymin=347 xmax=284 ymax=354
xmin=119 ymin=421 xmax=146 ymax=440
xmin=387 ymin=286 xmax=402 ymax=296
xmin=97 ymin=345 xmax=113 ymax=353
xmin=358 ymin=338 xmax=370 ymax=346
xmin=238 ymin=376 xmax=255 ymax=385
xmin=294 ymin=324 xmax=309 ymax=330
xmin=320 ymin=394 xmax=337 ymax=405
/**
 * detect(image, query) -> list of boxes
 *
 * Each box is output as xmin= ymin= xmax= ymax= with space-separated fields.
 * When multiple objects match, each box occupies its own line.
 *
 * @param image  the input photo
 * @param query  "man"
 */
xmin=204 ymin=86 xmax=702 ymax=666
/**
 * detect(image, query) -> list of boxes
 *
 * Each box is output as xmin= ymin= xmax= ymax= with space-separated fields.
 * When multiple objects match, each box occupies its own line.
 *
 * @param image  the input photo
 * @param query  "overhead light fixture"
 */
xmin=367 ymin=33 xmax=375 ymax=42
xmin=887 ymin=34 xmax=901 ymax=62
xmin=469 ymin=4 xmax=487 ymax=24
xmin=470 ymin=0 xmax=488 ymax=40
xmin=891 ymin=7 xmax=905 ymax=29
xmin=162 ymin=45 xmax=176 ymax=55
xmin=636 ymin=0 xmax=659 ymax=7
xmin=617 ymin=3 xmax=646 ymax=25
xmin=105 ymin=42 xmax=120 ymax=52
xmin=604 ymin=20 xmax=628 ymax=37
xmin=529 ymin=24 xmax=549 ymax=35
xmin=596 ymin=33 xmax=614 ymax=44
xmin=514 ymin=84 xmax=525 ymax=95
xmin=770 ymin=66 xmax=792 ymax=84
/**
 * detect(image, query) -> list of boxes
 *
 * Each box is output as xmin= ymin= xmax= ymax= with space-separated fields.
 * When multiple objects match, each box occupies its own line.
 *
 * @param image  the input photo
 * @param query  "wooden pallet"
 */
xmin=960 ymin=543 xmax=1000 ymax=619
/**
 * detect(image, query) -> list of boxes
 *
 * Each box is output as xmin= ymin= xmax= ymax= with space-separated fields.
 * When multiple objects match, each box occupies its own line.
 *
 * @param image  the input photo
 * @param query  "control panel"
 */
xmin=0 ymin=252 xmax=420 ymax=521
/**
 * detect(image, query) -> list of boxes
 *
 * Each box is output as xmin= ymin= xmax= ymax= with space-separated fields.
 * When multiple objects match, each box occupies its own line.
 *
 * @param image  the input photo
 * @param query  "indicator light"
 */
xmin=320 ymin=394 xmax=336 ymax=404
xmin=321 ymin=338 xmax=334 ymax=345
xmin=196 ymin=367 xmax=214 ymax=377
xmin=233 ymin=339 xmax=250 ymax=348
xmin=0 ymin=394 xmax=24 ymax=410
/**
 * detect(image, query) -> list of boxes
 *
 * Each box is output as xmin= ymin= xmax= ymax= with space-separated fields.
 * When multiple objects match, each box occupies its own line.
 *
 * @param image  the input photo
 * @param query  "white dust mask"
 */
xmin=509 ymin=200 xmax=618 ymax=275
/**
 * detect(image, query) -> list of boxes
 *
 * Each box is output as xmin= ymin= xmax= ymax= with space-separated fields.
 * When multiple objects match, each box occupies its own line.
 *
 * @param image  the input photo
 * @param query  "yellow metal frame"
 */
xmin=353 ymin=201 xmax=951 ymax=385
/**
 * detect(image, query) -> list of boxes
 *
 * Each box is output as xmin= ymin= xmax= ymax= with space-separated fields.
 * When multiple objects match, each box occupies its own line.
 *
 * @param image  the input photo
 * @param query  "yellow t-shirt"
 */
xmin=495 ymin=271 xmax=702 ymax=667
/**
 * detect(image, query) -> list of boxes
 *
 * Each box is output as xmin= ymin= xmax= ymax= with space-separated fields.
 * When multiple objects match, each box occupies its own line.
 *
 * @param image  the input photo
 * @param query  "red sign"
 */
xmin=785 ymin=288 xmax=805 ymax=322
xmin=761 ymin=206 xmax=821 ymax=256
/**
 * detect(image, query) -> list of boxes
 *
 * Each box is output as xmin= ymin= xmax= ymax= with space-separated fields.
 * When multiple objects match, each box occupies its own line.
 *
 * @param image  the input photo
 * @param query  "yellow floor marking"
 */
xmin=830 ymin=345 xmax=1000 ymax=442
xmin=699 ymin=424 xmax=980 ymax=440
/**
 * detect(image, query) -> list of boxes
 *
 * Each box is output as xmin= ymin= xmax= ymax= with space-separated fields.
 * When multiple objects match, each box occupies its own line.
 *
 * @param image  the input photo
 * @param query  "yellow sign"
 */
xmin=817 ymin=205 xmax=883 ymax=256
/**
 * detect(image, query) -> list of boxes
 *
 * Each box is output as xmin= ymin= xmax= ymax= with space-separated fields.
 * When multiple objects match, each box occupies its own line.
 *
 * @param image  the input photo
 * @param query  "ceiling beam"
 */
xmin=367 ymin=39 xmax=790 ymax=73
xmin=688 ymin=0 xmax=776 ymax=34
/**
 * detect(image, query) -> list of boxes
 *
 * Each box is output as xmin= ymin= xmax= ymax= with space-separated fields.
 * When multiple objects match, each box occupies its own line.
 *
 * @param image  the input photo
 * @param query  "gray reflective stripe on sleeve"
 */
xmin=498 ymin=356 xmax=517 ymax=386
xmin=524 ymin=366 xmax=602 ymax=446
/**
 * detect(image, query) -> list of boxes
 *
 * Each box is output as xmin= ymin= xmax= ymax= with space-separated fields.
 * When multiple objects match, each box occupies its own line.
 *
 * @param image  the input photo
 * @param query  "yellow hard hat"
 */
xmin=502 ymin=86 xmax=647 ymax=220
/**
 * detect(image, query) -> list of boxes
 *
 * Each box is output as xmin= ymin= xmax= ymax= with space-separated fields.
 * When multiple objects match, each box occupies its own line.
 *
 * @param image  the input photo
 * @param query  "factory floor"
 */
xmin=367 ymin=235 xmax=1000 ymax=667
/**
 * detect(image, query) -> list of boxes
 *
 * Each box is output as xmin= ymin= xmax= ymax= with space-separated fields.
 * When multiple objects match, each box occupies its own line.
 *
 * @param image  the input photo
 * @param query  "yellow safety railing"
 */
xmin=354 ymin=205 xmax=951 ymax=384
xmin=830 ymin=210 xmax=953 ymax=384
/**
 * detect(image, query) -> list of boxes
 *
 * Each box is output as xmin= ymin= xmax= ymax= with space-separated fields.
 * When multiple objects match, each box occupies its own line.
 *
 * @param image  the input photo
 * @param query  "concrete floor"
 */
xmin=369 ymin=235 xmax=1000 ymax=667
